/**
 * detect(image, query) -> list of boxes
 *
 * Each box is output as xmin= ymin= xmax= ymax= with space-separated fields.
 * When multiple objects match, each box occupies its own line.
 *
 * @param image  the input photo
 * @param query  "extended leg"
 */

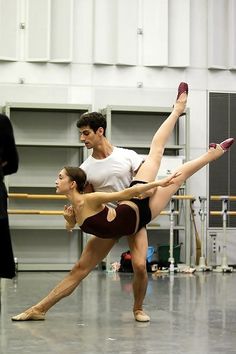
xmin=128 ymin=228 xmax=150 ymax=322
xmin=135 ymin=83 xmax=188 ymax=182
xmin=149 ymin=140 xmax=234 ymax=219
xmin=11 ymin=237 xmax=116 ymax=321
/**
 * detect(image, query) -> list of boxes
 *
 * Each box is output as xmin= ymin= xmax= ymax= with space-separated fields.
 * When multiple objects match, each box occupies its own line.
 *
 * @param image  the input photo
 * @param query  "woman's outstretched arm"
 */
xmin=86 ymin=172 xmax=180 ymax=207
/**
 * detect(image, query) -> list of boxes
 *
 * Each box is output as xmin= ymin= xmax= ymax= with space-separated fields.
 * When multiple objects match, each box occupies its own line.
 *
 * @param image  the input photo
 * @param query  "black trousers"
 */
xmin=0 ymin=181 xmax=15 ymax=279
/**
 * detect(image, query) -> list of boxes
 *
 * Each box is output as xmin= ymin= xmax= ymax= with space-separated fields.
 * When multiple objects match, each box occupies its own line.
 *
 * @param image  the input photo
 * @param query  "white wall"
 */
xmin=1 ymin=0 xmax=236 ymax=262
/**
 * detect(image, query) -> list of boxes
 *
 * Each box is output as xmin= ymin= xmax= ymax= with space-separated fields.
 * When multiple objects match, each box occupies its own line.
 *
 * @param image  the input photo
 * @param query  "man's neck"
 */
xmin=92 ymin=138 xmax=114 ymax=159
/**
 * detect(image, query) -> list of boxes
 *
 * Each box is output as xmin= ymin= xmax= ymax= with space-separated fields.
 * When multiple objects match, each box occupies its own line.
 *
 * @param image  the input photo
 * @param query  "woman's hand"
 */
xmin=64 ymin=205 xmax=76 ymax=231
xmin=157 ymin=171 xmax=181 ymax=187
xmin=132 ymin=171 xmax=181 ymax=200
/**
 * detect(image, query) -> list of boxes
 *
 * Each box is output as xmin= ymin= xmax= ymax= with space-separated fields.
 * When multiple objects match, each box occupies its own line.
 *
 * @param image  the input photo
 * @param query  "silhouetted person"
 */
xmin=0 ymin=114 xmax=19 ymax=279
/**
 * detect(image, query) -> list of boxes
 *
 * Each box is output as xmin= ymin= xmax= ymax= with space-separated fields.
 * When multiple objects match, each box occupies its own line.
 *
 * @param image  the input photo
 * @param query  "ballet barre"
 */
xmin=8 ymin=192 xmax=195 ymax=271
xmin=8 ymin=209 xmax=64 ymax=215
xmin=167 ymin=195 xmax=195 ymax=271
xmin=8 ymin=209 xmax=178 ymax=216
xmin=210 ymin=211 xmax=236 ymax=216
xmin=211 ymin=195 xmax=236 ymax=202
xmin=8 ymin=193 xmax=67 ymax=200
xmin=195 ymin=197 xmax=211 ymax=271
xmin=8 ymin=194 xmax=66 ymax=216
xmin=171 ymin=195 xmax=195 ymax=201
xmin=210 ymin=195 xmax=236 ymax=272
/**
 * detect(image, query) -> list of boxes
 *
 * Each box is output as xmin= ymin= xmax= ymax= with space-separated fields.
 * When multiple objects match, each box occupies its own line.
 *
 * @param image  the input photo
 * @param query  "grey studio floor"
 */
xmin=1 ymin=271 xmax=236 ymax=354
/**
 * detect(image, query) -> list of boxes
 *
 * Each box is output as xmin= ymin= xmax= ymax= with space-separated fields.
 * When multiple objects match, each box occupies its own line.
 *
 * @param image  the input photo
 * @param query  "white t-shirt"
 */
xmin=80 ymin=147 xmax=143 ymax=193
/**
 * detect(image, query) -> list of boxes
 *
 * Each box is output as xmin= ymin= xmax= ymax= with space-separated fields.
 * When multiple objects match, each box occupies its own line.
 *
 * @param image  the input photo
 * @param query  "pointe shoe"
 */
xmin=174 ymin=82 xmax=188 ymax=116
xmin=134 ymin=310 xmax=150 ymax=322
xmin=176 ymin=82 xmax=189 ymax=101
xmin=11 ymin=310 xmax=45 ymax=321
xmin=209 ymin=137 xmax=235 ymax=152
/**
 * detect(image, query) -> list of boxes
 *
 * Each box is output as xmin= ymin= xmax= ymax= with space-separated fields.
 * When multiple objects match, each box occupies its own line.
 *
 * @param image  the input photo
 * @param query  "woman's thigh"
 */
xmin=78 ymin=236 xmax=117 ymax=271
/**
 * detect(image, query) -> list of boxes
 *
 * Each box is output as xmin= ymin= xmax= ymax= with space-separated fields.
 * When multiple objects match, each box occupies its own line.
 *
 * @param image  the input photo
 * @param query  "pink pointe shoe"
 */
xmin=209 ymin=138 xmax=235 ymax=151
xmin=176 ymin=82 xmax=189 ymax=100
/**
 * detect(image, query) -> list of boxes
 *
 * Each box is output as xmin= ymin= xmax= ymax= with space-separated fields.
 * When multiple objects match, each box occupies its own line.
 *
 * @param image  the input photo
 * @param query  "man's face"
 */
xmin=79 ymin=125 xmax=102 ymax=149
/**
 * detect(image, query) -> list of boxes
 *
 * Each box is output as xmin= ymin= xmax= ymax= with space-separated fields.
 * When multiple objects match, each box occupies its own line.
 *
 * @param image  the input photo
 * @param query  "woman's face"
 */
xmin=55 ymin=168 xmax=72 ymax=194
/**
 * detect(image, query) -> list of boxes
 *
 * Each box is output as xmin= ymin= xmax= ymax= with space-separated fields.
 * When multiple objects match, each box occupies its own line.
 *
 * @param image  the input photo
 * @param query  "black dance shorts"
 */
xmin=130 ymin=180 xmax=152 ymax=231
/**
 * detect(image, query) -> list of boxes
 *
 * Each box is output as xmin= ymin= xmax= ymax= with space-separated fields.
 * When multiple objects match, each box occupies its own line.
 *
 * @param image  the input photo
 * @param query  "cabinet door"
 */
xmin=209 ymin=93 xmax=236 ymax=227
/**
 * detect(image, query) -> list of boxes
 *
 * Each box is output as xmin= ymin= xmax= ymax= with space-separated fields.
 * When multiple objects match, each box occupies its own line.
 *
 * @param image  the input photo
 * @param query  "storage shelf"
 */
xmin=18 ymin=263 xmax=76 ymax=271
xmin=8 ymin=183 xmax=57 ymax=188
xmin=116 ymin=143 xmax=185 ymax=150
xmin=5 ymin=102 xmax=91 ymax=270
xmin=4 ymin=102 xmax=90 ymax=111
xmin=147 ymin=224 xmax=185 ymax=231
xmin=9 ymin=225 xmax=76 ymax=230
xmin=16 ymin=142 xmax=85 ymax=148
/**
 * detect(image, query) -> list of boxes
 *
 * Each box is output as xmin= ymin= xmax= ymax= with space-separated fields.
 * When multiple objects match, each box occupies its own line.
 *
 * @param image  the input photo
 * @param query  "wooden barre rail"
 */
xmin=8 ymin=193 xmax=195 ymax=201
xmin=171 ymin=195 xmax=195 ymax=200
xmin=8 ymin=209 xmax=64 ymax=215
xmin=8 ymin=209 xmax=179 ymax=216
xmin=210 ymin=211 xmax=236 ymax=216
xmin=8 ymin=193 xmax=190 ymax=216
xmin=8 ymin=193 xmax=67 ymax=200
xmin=211 ymin=195 xmax=236 ymax=201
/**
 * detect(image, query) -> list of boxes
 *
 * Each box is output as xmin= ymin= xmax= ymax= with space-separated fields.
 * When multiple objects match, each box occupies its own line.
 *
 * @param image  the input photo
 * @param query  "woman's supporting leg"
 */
xmin=135 ymin=83 xmax=188 ymax=182
xmin=149 ymin=140 xmax=234 ymax=219
xmin=11 ymin=237 xmax=116 ymax=321
xmin=128 ymin=228 xmax=150 ymax=322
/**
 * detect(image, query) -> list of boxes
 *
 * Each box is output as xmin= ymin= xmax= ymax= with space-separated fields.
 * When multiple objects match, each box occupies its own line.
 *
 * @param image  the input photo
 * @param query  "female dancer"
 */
xmin=12 ymin=83 xmax=234 ymax=321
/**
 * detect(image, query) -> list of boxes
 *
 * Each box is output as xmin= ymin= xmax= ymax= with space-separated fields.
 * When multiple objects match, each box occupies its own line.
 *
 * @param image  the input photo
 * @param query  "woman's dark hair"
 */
xmin=64 ymin=166 xmax=87 ymax=192
xmin=76 ymin=112 xmax=107 ymax=136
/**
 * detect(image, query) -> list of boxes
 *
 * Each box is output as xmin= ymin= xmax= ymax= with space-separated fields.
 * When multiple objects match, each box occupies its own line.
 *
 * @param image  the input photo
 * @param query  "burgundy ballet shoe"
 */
xmin=209 ymin=138 xmax=235 ymax=151
xmin=176 ymin=82 xmax=189 ymax=100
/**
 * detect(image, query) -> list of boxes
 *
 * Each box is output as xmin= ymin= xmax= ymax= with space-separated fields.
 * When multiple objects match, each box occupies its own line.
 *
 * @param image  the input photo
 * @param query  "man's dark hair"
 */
xmin=77 ymin=112 xmax=107 ymax=136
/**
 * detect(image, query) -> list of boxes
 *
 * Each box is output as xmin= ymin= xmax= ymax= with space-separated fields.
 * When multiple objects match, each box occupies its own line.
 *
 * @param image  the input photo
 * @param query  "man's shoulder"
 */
xmin=114 ymin=146 xmax=137 ymax=156
xmin=80 ymin=155 xmax=92 ymax=168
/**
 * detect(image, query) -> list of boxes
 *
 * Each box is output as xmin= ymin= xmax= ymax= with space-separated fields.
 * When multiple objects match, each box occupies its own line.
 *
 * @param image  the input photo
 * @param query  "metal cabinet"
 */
xmin=4 ymin=103 xmax=91 ymax=270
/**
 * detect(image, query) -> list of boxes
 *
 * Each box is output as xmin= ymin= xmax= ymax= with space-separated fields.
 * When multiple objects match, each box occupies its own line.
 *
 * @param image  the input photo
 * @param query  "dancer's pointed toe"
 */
xmin=220 ymin=137 xmax=235 ymax=151
xmin=209 ymin=138 xmax=234 ymax=152
xmin=176 ymin=82 xmax=188 ymax=100
xmin=174 ymin=82 xmax=188 ymax=117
